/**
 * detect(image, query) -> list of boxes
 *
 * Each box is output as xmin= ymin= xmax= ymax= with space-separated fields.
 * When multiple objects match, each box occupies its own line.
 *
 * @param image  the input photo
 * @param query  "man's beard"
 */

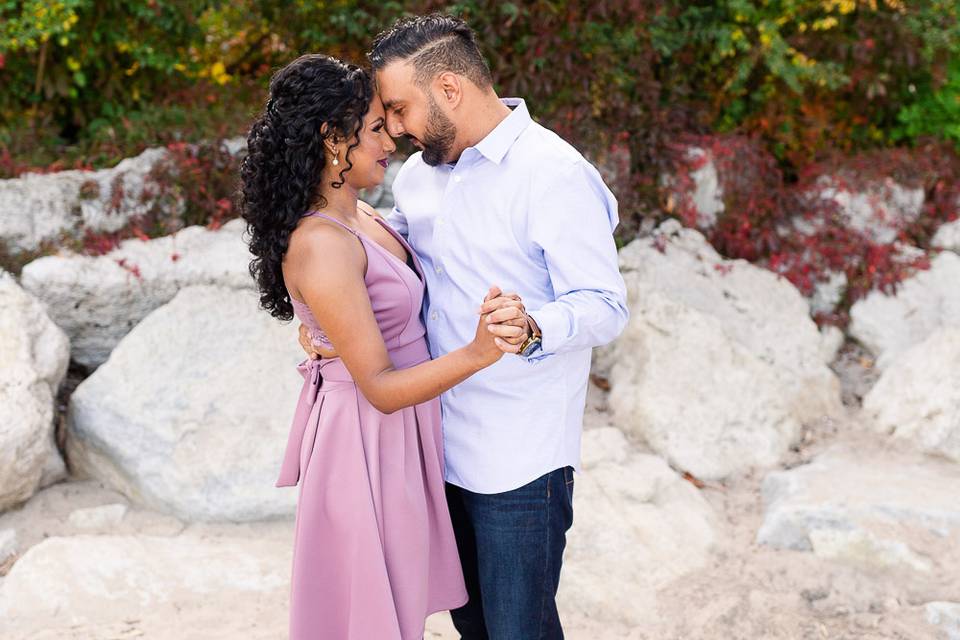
xmin=419 ymin=95 xmax=456 ymax=167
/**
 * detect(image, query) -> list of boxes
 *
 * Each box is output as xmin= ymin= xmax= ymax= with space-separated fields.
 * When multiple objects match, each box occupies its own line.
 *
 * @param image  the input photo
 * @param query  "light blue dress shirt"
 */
xmin=387 ymin=98 xmax=628 ymax=494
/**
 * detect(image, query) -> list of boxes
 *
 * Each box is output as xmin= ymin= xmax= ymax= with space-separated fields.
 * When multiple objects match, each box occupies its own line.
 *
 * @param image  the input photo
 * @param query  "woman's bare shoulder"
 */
xmin=286 ymin=217 xmax=364 ymax=269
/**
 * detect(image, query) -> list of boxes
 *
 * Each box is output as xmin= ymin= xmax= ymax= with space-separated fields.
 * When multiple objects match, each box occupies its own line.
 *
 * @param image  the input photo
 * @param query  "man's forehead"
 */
xmin=375 ymin=61 xmax=418 ymax=105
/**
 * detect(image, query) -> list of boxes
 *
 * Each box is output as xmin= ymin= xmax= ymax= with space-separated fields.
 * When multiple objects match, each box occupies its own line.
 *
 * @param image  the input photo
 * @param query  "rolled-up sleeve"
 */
xmin=525 ymin=160 xmax=629 ymax=361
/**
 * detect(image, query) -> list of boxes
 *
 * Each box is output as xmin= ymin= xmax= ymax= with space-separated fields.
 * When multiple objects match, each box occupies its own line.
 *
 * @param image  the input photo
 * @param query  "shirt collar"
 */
xmin=470 ymin=98 xmax=531 ymax=165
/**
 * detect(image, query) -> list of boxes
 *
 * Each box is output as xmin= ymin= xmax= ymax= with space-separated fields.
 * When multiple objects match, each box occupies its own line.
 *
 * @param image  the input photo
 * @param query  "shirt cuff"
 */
xmin=524 ymin=305 xmax=568 ymax=362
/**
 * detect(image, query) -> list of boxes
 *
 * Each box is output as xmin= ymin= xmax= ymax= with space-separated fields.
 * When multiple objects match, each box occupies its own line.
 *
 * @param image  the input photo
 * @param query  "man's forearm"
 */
xmin=526 ymin=289 xmax=629 ymax=361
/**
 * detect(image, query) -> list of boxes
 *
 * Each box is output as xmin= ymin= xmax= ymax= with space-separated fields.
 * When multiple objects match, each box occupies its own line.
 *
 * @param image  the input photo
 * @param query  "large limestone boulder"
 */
xmin=66 ymin=285 xmax=305 ymax=521
xmin=0 ymin=271 xmax=70 ymax=512
xmin=599 ymin=221 xmax=841 ymax=479
xmin=0 ymin=147 xmax=169 ymax=253
xmin=21 ymin=218 xmax=254 ymax=368
xmin=757 ymin=445 xmax=960 ymax=574
xmin=559 ymin=427 xmax=717 ymax=633
xmin=862 ymin=327 xmax=960 ymax=463
xmin=0 ymin=531 xmax=291 ymax=632
xmin=605 ymin=290 xmax=802 ymax=479
xmin=932 ymin=219 xmax=960 ymax=253
xmin=849 ymin=252 xmax=960 ymax=370
xmin=0 ymin=137 xmax=248 ymax=256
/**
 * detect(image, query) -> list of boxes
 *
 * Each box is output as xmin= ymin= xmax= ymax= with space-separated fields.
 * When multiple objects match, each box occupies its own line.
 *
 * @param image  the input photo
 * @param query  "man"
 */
xmin=304 ymin=13 xmax=627 ymax=639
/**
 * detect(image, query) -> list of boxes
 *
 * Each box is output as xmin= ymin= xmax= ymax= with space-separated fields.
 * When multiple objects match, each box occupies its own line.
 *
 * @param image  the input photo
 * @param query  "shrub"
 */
xmin=668 ymin=134 xmax=960 ymax=325
xmin=650 ymin=0 xmax=960 ymax=165
xmin=2 ymin=0 xmax=959 ymax=322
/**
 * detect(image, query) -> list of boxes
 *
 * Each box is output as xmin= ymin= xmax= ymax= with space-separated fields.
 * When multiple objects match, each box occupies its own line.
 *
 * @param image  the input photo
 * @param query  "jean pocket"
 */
xmin=563 ymin=466 xmax=574 ymax=487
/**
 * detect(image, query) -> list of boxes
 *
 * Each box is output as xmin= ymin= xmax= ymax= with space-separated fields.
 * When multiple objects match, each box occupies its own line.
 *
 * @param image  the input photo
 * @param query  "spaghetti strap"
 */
xmin=303 ymin=210 xmax=360 ymax=236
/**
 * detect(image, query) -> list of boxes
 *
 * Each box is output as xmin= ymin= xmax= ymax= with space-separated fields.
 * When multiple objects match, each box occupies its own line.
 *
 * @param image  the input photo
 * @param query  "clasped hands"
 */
xmin=297 ymin=285 xmax=534 ymax=360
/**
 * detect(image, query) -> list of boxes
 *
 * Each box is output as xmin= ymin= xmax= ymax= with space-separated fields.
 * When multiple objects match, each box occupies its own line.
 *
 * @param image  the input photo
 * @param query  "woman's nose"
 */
xmin=383 ymin=134 xmax=397 ymax=153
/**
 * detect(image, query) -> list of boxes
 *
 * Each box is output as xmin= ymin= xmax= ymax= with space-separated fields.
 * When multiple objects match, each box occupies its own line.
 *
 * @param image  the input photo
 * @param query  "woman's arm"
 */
xmin=287 ymin=226 xmax=504 ymax=414
xmin=300 ymin=287 xmax=528 ymax=359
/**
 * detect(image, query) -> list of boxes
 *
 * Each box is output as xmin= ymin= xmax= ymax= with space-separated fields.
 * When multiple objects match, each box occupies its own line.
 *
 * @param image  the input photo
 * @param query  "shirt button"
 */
xmin=430 ymin=311 xmax=438 ymax=321
xmin=453 ymin=175 xmax=462 ymax=183
xmin=435 ymin=265 xmax=443 ymax=274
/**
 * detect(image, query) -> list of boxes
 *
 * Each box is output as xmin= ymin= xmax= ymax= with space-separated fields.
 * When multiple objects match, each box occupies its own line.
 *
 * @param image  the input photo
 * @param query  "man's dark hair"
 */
xmin=369 ymin=14 xmax=493 ymax=89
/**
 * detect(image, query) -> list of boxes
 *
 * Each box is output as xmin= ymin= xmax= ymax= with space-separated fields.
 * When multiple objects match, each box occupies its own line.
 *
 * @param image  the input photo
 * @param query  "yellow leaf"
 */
xmin=813 ymin=16 xmax=839 ymax=30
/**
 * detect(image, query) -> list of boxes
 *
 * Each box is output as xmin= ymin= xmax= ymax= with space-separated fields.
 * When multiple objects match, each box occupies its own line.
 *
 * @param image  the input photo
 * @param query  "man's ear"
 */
xmin=435 ymin=71 xmax=463 ymax=108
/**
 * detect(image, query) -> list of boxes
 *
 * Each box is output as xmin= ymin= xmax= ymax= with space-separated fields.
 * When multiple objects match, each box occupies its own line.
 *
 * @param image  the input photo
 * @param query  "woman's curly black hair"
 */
xmin=239 ymin=53 xmax=374 ymax=321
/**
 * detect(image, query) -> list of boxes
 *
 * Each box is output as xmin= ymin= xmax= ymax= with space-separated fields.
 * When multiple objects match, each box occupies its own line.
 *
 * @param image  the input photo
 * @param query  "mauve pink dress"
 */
xmin=275 ymin=211 xmax=467 ymax=639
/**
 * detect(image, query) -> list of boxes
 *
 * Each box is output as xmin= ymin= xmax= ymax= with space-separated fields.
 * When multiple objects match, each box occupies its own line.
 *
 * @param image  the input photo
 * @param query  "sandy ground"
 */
xmin=1 ymin=355 xmax=957 ymax=639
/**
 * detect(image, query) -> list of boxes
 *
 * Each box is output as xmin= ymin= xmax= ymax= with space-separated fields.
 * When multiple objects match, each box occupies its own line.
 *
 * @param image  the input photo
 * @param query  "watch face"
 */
xmin=521 ymin=338 xmax=542 ymax=357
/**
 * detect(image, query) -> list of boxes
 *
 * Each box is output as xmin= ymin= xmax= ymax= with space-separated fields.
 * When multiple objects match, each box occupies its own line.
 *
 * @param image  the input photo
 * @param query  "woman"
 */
xmin=239 ymin=54 xmax=521 ymax=639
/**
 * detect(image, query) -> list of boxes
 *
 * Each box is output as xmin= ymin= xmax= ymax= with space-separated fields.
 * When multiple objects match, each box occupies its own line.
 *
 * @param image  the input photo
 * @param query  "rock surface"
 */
xmin=559 ymin=428 xmax=717 ymax=633
xmin=0 ymin=138 xmax=247 ymax=256
xmin=21 ymin=218 xmax=253 ymax=368
xmin=757 ymin=445 xmax=960 ymax=575
xmin=862 ymin=327 xmax=960 ymax=463
xmin=932 ymin=219 xmax=960 ymax=253
xmin=666 ymin=146 xmax=725 ymax=229
xmin=926 ymin=601 xmax=960 ymax=640
xmin=0 ymin=532 xmax=291 ymax=628
xmin=0 ymin=428 xmax=954 ymax=639
xmin=599 ymin=221 xmax=841 ymax=479
xmin=67 ymin=503 xmax=128 ymax=530
xmin=816 ymin=176 xmax=925 ymax=245
xmin=0 ymin=428 xmax=720 ymax=639
xmin=0 ymin=528 xmax=16 ymax=562
xmin=0 ymin=147 xmax=169 ymax=253
xmin=849 ymin=251 xmax=960 ymax=370
xmin=66 ymin=285 xmax=304 ymax=521
xmin=0 ymin=271 xmax=70 ymax=513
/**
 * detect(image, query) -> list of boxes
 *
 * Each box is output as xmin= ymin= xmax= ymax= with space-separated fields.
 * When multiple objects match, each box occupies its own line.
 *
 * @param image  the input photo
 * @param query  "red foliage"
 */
xmin=114 ymin=258 xmax=143 ymax=281
xmin=140 ymin=139 xmax=240 ymax=234
xmin=66 ymin=139 xmax=240 ymax=262
xmin=0 ymin=145 xmax=95 ymax=179
xmin=666 ymin=135 xmax=960 ymax=326
xmin=81 ymin=229 xmax=123 ymax=256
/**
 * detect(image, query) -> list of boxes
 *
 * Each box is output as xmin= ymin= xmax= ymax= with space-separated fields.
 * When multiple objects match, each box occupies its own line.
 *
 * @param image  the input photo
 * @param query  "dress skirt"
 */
xmin=276 ymin=339 xmax=468 ymax=640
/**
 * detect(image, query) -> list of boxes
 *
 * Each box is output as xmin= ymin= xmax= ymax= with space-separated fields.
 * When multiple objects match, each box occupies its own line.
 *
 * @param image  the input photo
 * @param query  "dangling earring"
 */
xmin=331 ymin=148 xmax=339 ymax=166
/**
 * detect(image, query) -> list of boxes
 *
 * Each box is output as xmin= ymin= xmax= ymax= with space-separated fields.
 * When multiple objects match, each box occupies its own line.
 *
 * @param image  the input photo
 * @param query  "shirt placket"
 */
xmin=427 ymin=164 xmax=462 ymax=343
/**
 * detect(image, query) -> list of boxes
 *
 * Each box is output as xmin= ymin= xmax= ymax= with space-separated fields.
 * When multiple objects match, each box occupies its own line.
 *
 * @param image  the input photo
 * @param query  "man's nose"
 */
xmin=386 ymin=113 xmax=405 ymax=137
xmin=383 ymin=133 xmax=397 ymax=153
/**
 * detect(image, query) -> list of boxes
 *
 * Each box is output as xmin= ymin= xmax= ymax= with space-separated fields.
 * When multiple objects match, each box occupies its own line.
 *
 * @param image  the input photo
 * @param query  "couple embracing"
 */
xmin=239 ymin=13 xmax=628 ymax=640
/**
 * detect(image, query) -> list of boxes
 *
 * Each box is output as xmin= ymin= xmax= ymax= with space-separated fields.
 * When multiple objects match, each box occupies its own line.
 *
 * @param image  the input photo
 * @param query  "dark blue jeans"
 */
xmin=445 ymin=466 xmax=575 ymax=640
